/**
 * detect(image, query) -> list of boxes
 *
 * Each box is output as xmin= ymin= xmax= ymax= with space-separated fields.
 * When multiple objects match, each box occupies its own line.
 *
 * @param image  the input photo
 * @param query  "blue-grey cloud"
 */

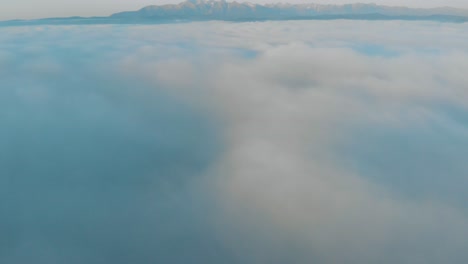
xmin=0 ymin=25 xmax=228 ymax=264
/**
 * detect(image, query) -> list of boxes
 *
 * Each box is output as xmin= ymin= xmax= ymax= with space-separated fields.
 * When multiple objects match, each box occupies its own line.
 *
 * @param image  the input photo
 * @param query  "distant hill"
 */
xmin=2 ymin=0 xmax=468 ymax=26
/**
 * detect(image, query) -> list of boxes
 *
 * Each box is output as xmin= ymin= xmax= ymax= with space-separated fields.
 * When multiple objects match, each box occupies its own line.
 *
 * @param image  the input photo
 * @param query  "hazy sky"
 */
xmin=2 ymin=0 xmax=468 ymax=20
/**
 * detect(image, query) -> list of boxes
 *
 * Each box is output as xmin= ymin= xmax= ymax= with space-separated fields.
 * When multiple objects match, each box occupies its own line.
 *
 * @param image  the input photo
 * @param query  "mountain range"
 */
xmin=2 ymin=0 xmax=468 ymax=26
xmin=112 ymin=0 xmax=468 ymax=21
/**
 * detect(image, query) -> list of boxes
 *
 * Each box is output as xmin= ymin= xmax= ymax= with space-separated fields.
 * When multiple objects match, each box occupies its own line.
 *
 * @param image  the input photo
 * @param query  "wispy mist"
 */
xmin=1 ymin=21 xmax=467 ymax=263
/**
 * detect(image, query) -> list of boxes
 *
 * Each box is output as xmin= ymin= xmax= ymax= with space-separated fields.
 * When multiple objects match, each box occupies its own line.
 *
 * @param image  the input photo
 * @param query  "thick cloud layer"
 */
xmin=1 ymin=21 xmax=467 ymax=263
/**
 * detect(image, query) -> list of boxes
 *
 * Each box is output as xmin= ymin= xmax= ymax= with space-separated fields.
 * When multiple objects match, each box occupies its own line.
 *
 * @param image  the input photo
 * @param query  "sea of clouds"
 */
xmin=1 ymin=21 xmax=467 ymax=264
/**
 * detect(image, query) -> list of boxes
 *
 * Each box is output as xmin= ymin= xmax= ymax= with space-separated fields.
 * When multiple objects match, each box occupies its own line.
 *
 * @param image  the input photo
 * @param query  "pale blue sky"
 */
xmin=2 ymin=0 xmax=468 ymax=20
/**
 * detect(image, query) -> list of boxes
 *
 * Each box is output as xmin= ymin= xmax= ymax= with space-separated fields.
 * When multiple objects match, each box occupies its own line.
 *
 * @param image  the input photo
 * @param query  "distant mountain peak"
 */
xmin=187 ymin=0 xmax=226 ymax=4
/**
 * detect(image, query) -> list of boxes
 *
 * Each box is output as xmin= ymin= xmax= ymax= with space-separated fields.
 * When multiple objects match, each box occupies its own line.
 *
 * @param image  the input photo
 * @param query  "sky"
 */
xmin=1 ymin=20 xmax=468 ymax=263
xmin=1 ymin=0 xmax=468 ymax=20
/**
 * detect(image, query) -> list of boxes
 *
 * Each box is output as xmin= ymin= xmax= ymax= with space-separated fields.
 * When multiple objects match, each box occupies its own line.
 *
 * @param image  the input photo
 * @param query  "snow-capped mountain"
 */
xmin=111 ymin=0 xmax=468 ymax=21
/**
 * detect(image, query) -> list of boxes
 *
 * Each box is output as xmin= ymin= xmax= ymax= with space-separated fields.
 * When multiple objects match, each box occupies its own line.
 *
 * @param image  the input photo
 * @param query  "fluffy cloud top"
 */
xmin=1 ymin=21 xmax=467 ymax=263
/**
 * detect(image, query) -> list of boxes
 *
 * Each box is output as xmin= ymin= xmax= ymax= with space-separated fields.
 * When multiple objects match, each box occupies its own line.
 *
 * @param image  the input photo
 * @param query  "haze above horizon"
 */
xmin=2 ymin=0 xmax=468 ymax=20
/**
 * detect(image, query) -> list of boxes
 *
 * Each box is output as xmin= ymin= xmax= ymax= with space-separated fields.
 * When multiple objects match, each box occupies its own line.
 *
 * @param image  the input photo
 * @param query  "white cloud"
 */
xmin=1 ymin=20 xmax=468 ymax=263
xmin=203 ymin=43 xmax=468 ymax=263
xmin=117 ymin=21 xmax=468 ymax=263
